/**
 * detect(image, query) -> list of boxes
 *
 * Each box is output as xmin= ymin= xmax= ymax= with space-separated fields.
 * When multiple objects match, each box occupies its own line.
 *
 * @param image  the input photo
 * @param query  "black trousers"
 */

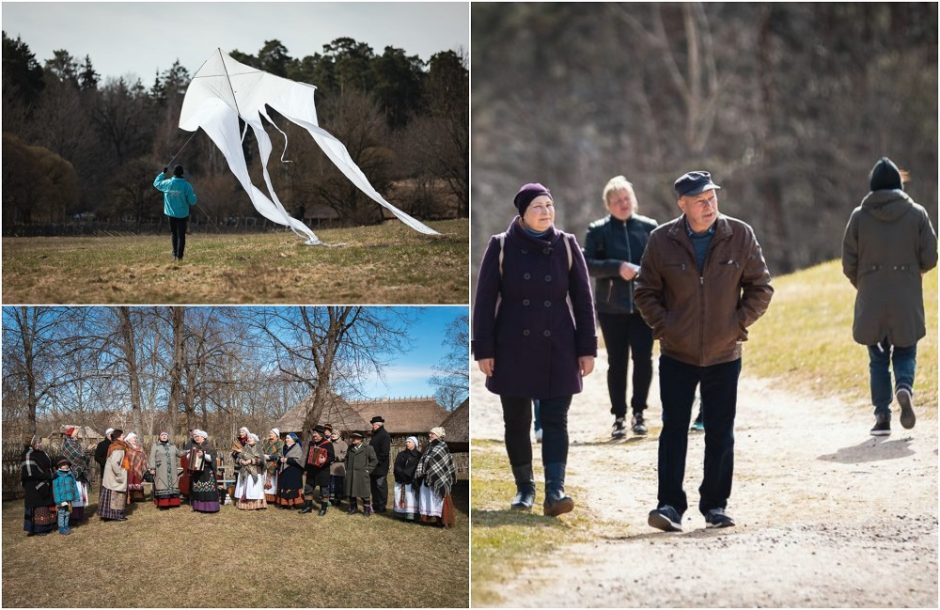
xmin=597 ymin=312 xmax=653 ymax=418
xmin=370 ymin=474 xmax=388 ymax=512
xmin=501 ymin=395 xmax=572 ymax=466
xmin=657 ymin=355 xmax=741 ymax=516
xmin=169 ymin=216 xmax=188 ymax=259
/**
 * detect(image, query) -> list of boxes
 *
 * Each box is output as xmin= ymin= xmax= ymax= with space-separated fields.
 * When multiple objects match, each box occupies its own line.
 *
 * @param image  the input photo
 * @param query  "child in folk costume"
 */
xmin=124 ymin=433 xmax=147 ymax=503
xmin=99 ymin=430 xmax=130 ymax=521
xmin=276 ymin=433 xmax=305 ymax=508
xmin=149 ymin=431 xmax=181 ymax=508
xmin=301 ymin=425 xmax=334 ymax=516
xmin=188 ymin=430 xmax=221 ymax=513
xmin=60 ymin=426 xmax=90 ymax=523
xmin=52 ymin=459 xmax=80 ymax=535
xmin=261 ymin=429 xmax=284 ymax=504
xmin=393 ymin=436 xmax=422 ymax=521
xmin=415 ymin=427 xmax=457 ymax=527
xmin=344 ymin=432 xmax=378 ymax=516
xmin=234 ymin=433 xmax=267 ymax=510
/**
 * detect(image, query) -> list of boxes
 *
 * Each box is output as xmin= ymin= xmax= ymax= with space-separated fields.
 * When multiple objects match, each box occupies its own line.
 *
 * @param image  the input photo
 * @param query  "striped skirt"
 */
xmin=98 ymin=487 xmax=126 ymax=520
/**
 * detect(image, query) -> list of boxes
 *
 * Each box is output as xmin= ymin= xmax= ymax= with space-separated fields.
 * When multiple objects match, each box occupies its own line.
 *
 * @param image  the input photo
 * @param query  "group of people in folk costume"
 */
xmin=21 ymin=417 xmax=458 ymax=535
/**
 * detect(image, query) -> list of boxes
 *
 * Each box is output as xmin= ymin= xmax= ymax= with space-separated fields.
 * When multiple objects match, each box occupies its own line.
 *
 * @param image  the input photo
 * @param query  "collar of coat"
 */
xmin=666 ymin=214 xmax=732 ymax=250
xmin=505 ymin=216 xmax=565 ymax=246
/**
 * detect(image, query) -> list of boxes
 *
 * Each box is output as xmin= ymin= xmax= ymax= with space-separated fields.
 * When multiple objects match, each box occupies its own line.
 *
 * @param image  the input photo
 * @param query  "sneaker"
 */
xmin=611 ymin=417 xmax=626 ymax=439
xmin=690 ymin=413 xmax=704 ymax=433
xmin=704 ymin=507 xmax=735 ymax=528
xmin=896 ymin=388 xmax=916 ymax=430
xmin=648 ymin=505 xmax=683 ymax=532
xmin=631 ymin=413 xmax=648 ymax=436
xmin=870 ymin=414 xmax=891 ymax=436
xmin=534 ymin=428 xmax=543 ymax=443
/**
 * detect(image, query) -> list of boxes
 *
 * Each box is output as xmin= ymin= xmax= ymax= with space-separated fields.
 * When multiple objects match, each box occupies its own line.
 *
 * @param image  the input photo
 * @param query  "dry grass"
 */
xmin=2 ymin=479 xmax=469 ymax=608
xmin=746 ymin=261 xmax=937 ymax=409
xmin=2 ymin=219 xmax=467 ymax=304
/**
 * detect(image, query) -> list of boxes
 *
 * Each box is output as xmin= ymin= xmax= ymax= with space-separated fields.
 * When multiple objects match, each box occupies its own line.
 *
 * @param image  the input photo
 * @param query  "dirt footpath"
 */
xmin=471 ymin=349 xmax=938 ymax=607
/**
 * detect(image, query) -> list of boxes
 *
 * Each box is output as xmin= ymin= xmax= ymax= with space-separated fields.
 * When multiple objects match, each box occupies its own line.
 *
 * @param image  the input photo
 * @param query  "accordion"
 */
xmin=307 ymin=446 xmax=329 ymax=468
xmin=186 ymin=448 xmax=205 ymax=472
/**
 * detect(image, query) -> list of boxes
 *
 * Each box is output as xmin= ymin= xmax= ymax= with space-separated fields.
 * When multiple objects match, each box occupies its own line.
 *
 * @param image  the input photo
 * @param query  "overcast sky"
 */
xmin=2 ymin=2 xmax=468 ymax=81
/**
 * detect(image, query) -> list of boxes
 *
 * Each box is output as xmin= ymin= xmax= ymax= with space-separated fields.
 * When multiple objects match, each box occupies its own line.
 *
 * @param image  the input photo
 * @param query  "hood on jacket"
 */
xmin=861 ymin=189 xmax=914 ymax=223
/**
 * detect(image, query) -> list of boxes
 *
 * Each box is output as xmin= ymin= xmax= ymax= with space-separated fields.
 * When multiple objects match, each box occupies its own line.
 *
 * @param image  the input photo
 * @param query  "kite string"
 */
xmin=165 ymin=129 xmax=199 ymax=168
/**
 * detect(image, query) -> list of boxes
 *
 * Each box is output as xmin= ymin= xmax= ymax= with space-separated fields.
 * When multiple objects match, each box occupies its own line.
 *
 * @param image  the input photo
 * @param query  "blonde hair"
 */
xmin=602 ymin=175 xmax=637 ymax=207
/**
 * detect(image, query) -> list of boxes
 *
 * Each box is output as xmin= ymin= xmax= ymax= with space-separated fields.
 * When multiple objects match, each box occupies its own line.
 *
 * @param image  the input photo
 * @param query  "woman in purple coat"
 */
xmin=472 ymin=182 xmax=597 ymax=517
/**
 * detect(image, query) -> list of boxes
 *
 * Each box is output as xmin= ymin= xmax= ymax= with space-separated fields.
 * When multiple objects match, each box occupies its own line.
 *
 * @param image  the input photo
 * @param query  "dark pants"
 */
xmin=330 ymin=475 xmax=345 ymax=502
xmin=370 ymin=474 xmax=388 ymax=512
xmin=501 ymin=395 xmax=572 ymax=466
xmin=598 ymin=312 xmax=654 ymax=418
xmin=657 ymin=355 xmax=741 ymax=516
xmin=867 ymin=339 xmax=917 ymax=417
xmin=169 ymin=216 xmax=188 ymax=259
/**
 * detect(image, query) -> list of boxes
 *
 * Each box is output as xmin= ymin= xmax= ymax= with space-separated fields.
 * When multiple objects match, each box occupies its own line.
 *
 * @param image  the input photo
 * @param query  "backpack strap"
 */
xmin=498 ymin=234 xmax=506 ymax=276
xmin=563 ymin=234 xmax=573 ymax=271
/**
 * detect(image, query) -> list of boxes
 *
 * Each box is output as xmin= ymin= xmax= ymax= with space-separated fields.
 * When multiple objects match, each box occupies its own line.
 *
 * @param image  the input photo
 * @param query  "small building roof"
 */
xmin=349 ymin=396 xmax=448 ymax=436
xmin=59 ymin=425 xmax=104 ymax=441
xmin=273 ymin=392 xmax=370 ymax=434
xmin=440 ymin=398 xmax=469 ymax=447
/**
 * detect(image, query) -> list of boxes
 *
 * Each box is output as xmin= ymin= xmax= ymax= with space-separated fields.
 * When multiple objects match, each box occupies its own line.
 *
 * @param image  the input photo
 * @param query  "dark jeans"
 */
xmin=330 ymin=475 xmax=345 ymax=501
xmin=533 ymin=400 xmax=542 ymax=433
xmin=169 ymin=216 xmax=188 ymax=259
xmin=501 ymin=395 xmax=572 ymax=466
xmin=370 ymin=474 xmax=388 ymax=512
xmin=868 ymin=339 xmax=917 ymax=417
xmin=598 ymin=312 xmax=654 ymax=418
xmin=657 ymin=355 xmax=741 ymax=516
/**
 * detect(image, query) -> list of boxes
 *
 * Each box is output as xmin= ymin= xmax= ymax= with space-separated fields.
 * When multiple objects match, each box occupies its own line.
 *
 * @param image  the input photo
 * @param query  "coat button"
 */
xmin=522 ymin=329 xmax=530 ymax=336
xmin=544 ymin=274 xmax=552 ymax=282
xmin=523 ymin=272 xmax=531 ymax=280
xmin=544 ymin=300 xmax=552 ymax=308
xmin=522 ymin=299 xmax=530 ymax=306
xmin=543 ymin=247 xmax=551 ymax=254
xmin=521 ymin=249 xmax=528 ymax=254
xmin=543 ymin=330 xmax=552 ymax=337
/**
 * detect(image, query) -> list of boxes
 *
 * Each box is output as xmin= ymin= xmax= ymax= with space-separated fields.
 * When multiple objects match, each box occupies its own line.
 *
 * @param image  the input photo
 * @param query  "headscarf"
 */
xmin=193 ymin=429 xmax=208 ymax=440
xmin=429 ymin=427 xmax=446 ymax=439
xmin=406 ymin=436 xmax=420 ymax=451
xmin=125 ymin=432 xmax=140 ymax=448
xmin=105 ymin=427 xmax=115 ymax=439
xmin=287 ymin=432 xmax=300 ymax=445
xmin=270 ymin=428 xmax=280 ymax=438
xmin=248 ymin=433 xmax=259 ymax=443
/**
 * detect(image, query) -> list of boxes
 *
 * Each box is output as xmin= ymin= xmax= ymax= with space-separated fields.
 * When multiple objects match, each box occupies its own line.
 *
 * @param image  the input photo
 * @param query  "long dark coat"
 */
xmin=21 ymin=448 xmax=55 ymax=509
xmin=472 ymin=217 xmax=598 ymax=398
xmin=278 ymin=441 xmax=305 ymax=493
xmin=842 ymin=189 xmax=938 ymax=346
xmin=369 ymin=426 xmax=391 ymax=476
xmin=344 ymin=442 xmax=377 ymax=498
xmin=393 ymin=448 xmax=421 ymax=484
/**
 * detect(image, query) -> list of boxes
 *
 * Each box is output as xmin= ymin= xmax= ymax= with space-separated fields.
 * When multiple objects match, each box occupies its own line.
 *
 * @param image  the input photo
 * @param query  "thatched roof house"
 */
xmin=58 ymin=425 xmax=105 ymax=441
xmin=440 ymin=398 xmax=469 ymax=453
xmin=272 ymin=392 xmax=371 ymax=435
xmin=349 ymin=396 xmax=448 ymax=436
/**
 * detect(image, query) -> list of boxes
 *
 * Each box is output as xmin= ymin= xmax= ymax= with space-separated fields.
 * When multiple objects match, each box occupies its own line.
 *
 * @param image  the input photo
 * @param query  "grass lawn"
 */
xmin=2 ymin=219 xmax=467 ymax=304
xmin=745 ymin=260 xmax=937 ymax=409
xmin=470 ymin=441 xmax=625 ymax=607
xmin=2 ymin=480 xmax=469 ymax=608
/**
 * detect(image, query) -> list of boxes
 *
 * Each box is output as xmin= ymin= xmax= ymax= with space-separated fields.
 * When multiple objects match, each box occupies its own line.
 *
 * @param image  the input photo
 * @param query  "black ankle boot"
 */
xmin=543 ymin=462 xmax=574 ymax=517
xmin=299 ymin=500 xmax=314 ymax=514
xmin=510 ymin=464 xmax=536 ymax=510
xmin=318 ymin=502 xmax=328 ymax=516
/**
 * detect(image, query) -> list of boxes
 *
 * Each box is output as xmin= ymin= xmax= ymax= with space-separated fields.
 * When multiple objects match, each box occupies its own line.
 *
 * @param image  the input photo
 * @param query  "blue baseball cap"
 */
xmin=674 ymin=171 xmax=721 ymax=197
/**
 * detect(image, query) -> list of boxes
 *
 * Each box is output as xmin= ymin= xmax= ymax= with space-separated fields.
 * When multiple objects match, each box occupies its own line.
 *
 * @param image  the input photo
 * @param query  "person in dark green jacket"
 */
xmin=842 ymin=157 xmax=938 ymax=436
xmin=153 ymin=165 xmax=197 ymax=261
xmin=583 ymin=176 xmax=658 ymax=438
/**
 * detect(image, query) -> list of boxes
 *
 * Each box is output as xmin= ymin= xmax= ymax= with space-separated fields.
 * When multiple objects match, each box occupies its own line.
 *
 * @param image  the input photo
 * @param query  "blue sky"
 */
xmin=1 ymin=2 xmax=469 ymax=81
xmin=359 ymin=305 xmax=466 ymax=399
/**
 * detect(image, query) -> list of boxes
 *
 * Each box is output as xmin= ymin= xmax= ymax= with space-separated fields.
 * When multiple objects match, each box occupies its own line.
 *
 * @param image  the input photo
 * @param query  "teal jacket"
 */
xmin=153 ymin=173 xmax=197 ymax=219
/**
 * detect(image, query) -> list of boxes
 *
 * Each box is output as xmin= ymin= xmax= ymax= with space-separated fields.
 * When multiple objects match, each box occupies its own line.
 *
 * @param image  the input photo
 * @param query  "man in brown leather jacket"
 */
xmin=635 ymin=170 xmax=773 ymax=532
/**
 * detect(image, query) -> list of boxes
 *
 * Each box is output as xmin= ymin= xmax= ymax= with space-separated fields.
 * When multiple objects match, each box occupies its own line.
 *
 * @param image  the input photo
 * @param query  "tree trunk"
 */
xmin=116 ymin=307 xmax=145 ymax=435
xmin=167 ymin=306 xmax=186 ymax=437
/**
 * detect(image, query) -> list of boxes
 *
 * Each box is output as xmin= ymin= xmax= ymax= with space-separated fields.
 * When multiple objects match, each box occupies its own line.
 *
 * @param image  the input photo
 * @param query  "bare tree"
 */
xmin=430 ymin=313 xmax=469 ymax=410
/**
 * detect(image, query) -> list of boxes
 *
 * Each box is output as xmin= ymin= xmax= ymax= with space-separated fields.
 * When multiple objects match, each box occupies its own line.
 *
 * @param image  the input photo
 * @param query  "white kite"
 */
xmin=178 ymin=49 xmax=440 ymax=245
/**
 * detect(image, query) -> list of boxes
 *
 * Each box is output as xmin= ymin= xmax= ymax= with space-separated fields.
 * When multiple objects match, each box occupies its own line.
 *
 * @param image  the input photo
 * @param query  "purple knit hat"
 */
xmin=513 ymin=183 xmax=552 ymax=215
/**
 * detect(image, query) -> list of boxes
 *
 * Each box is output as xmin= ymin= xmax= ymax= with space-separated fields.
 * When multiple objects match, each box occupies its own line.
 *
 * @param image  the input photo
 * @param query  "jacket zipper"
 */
xmin=623 ymin=219 xmax=633 ymax=313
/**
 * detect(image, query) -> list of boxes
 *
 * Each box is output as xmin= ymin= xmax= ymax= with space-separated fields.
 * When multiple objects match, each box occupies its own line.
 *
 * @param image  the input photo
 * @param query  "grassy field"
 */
xmin=745 ymin=260 xmax=937 ymax=409
xmin=2 ymin=219 xmax=467 ymax=304
xmin=2 ymin=481 xmax=469 ymax=608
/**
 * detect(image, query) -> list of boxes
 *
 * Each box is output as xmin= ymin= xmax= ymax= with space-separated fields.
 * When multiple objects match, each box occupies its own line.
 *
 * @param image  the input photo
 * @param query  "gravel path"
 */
xmin=471 ymin=349 xmax=938 ymax=607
